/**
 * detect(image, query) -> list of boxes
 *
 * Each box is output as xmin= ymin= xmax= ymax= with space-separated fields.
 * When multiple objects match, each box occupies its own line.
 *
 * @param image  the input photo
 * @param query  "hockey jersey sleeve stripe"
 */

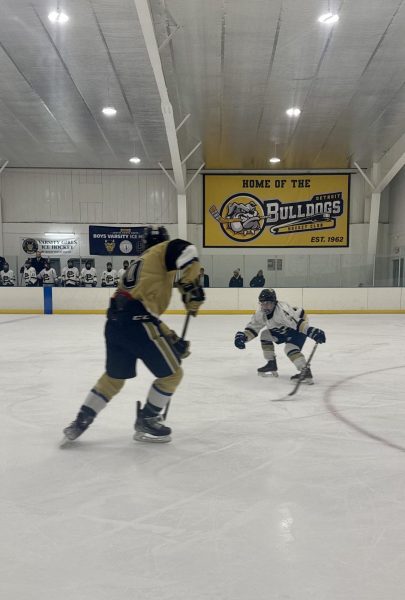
xmin=245 ymin=327 xmax=258 ymax=338
xmin=165 ymin=239 xmax=198 ymax=271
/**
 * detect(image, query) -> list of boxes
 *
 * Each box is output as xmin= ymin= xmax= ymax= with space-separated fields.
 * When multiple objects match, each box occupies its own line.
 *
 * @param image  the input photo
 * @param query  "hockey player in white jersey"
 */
xmin=61 ymin=259 xmax=80 ymax=287
xmin=80 ymin=260 xmax=97 ymax=287
xmin=0 ymin=263 xmax=15 ymax=286
xmin=234 ymin=288 xmax=326 ymax=383
xmin=38 ymin=261 xmax=58 ymax=286
xmin=117 ymin=260 xmax=129 ymax=280
xmin=101 ymin=262 xmax=118 ymax=287
xmin=23 ymin=259 xmax=38 ymax=287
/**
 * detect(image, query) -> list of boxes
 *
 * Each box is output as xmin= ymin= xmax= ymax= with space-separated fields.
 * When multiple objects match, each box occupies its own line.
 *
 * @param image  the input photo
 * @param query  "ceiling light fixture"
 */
xmin=129 ymin=157 xmax=141 ymax=164
xmin=286 ymin=107 xmax=301 ymax=117
xmin=102 ymin=107 xmax=117 ymax=117
xmin=269 ymin=157 xmax=281 ymax=164
xmin=318 ymin=12 xmax=339 ymax=24
xmin=48 ymin=10 xmax=69 ymax=24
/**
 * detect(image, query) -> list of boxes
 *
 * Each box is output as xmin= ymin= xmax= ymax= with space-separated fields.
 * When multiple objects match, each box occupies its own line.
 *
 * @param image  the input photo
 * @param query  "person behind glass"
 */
xmin=80 ymin=260 xmax=97 ymax=287
xmin=0 ymin=255 xmax=5 ymax=272
xmin=198 ymin=267 xmax=210 ymax=288
xmin=250 ymin=269 xmax=265 ymax=288
xmin=61 ymin=259 xmax=80 ymax=287
xmin=0 ymin=262 xmax=15 ymax=286
xmin=30 ymin=251 xmax=47 ymax=286
xmin=229 ymin=268 xmax=243 ymax=287
xmin=23 ymin=259 xmax=37 ymax=287
xmin=38 ymin=260 xmax=58 ymax=287
xmin=117 ymin=260 xmax=129 ymax=280
xmin=101 ymin=262 xmax=118 ymax=287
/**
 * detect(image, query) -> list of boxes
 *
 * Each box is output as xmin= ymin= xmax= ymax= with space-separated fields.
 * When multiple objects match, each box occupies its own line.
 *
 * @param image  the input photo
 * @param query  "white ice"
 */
xmin=1 ymin=313 xmax=405 ymax=600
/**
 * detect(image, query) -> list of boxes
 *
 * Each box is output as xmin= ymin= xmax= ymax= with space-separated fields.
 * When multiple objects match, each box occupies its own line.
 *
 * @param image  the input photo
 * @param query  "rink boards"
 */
xmin=0 ymin=287 xmax=404 ymax=314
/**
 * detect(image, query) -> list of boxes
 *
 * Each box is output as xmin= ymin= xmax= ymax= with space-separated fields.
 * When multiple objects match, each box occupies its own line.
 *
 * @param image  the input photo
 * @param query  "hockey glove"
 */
xmin=180 ymin=282 xmax=205 ymax=316
xmin=168 ymin=332 xmax=191 ymax=359
xmin=92 ymin=281 xmax=97 ymax=288
xmin=306 ymin=326 xmax=326 ymax=344
xmin=234 ymin=331 xmax=247 ymax=349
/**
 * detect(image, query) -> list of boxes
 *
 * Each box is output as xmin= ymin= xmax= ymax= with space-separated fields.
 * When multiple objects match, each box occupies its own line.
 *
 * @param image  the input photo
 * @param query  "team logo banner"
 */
xmin=203 ymin=174 xmax=350 ymax=248
xmin=89 ymin=226 xmax=144 ymax=255
xmin=21 ymin=237 xmax=79 ymax=255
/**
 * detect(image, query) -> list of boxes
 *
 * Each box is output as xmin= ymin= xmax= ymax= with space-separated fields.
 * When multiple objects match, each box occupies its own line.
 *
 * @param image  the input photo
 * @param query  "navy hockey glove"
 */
xmin=180 ymin=282 xmax=205 ymax=316
xmin=234 ymin=331 xmax=247 ymax=349
xmin=167 ymin=332 xmax=191 ymax=359
xmin=306 ymin=326 xmax=326 ymax=344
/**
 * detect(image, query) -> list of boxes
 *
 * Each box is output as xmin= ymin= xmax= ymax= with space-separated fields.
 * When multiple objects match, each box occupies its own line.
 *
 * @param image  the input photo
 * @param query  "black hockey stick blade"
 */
xmin=288 ymin=343 xmax=319 ymax=397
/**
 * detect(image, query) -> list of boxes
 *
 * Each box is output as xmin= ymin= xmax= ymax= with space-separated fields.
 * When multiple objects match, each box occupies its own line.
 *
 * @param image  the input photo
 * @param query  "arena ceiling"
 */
xmin=0 ymin=0 xmax=405 ymax=171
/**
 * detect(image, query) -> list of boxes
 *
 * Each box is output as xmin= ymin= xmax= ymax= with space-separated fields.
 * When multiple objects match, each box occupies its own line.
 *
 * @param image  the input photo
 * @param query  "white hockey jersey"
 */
xmin=101 ymin=269 xmax=118 ymax=287
xmin=39 ymin=267 xmax=58 ymax=286
xmin=80 ymin=267 xmax=97 ymax=287
xmin=24 ymin=266 xmax=38 ymax=287
xmin=243 ymin=301 xmax=309 ymax=344
xmin=61 ymin=266 xmax=80 ymax=286
xmin=117 ymin=267 xmax=127 ymax=280
xmin=0 ymin=269 xmax=15 ymax=286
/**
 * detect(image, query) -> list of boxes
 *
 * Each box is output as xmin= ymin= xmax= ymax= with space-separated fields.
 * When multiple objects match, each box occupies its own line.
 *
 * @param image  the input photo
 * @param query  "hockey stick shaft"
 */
xmin=288 ymin=342 xmax=318 ymax=397
xmin=163 ymin=311 xmax=192 ymax=419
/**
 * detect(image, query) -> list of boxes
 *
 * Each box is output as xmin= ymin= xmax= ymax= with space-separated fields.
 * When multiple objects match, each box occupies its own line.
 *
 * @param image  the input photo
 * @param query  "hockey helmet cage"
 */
xmin=67 ymin=259 xmax=74 ymax=268
xmin=258 ymin=288 xmax=277 ymax=303
xmin=143 ymin=226 xmax=169 ymax=251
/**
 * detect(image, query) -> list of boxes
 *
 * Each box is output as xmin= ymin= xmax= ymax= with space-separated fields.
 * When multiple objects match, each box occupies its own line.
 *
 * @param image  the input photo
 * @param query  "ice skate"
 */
xmin=290 ymin=367 xmax=314 ymax=385
xmin=257 ymin=358 xmax=278 ymax=377
xmin=60 ymin=410 xmax=95 ymax=446
xmin=133 ymin=401 xmax=172 ymax=443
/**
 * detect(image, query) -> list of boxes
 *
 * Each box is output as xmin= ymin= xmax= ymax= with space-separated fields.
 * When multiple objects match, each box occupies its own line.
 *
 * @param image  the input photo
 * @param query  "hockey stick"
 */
xmin=288 ymin=342 xmax=319 ymax=397
xmin=163 ymin=311 xmax=192 ymax=420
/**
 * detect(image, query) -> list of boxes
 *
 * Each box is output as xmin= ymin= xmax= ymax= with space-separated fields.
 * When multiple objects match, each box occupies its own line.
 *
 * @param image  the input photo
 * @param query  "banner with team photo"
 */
xmin=89 ymin=226 xmax=144 ymax=256
xmin=203 ymin=174 xmax=350 ymax=248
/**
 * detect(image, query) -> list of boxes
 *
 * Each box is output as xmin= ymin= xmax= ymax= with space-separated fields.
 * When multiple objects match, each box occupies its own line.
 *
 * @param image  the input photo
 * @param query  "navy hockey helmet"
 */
xmin=67 ymin=259 xmax=74 ymax=268
xmin=259 ymin=288 xmax=277 ymax=303
xmin=142 ymin=226 xmax=169 ymax=251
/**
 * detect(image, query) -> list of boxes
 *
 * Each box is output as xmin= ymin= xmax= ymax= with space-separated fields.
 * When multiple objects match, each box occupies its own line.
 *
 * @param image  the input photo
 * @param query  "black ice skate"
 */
xmin=257 ymin=358 xmax=278 ymax=377
xmin=61 ymin=409 xmax=95 ymax=445
xmin=290 ymin=367 xmax=314 ymax=385
xmin=133 ymin=401 xmax=172 ymax=443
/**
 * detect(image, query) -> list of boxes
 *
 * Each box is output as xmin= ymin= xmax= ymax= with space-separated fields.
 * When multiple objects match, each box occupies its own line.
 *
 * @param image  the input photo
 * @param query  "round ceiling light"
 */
xmin=129 ymin=157 xmax=141 ymax=164
xmin=286 ymin=107 xmax=301 ymax=117
xmin=269 ymin=157 xmax=281 ymax=164
xmin=102 ymin=107 xmax=117 ymax=117
xmin=318 ymin=12 xmax=339 ymax=24
xmin=48 ymin=10 xmax=69 ymax=24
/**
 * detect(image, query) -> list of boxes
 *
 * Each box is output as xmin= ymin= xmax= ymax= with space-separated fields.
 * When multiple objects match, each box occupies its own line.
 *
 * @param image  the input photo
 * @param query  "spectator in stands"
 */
xmin=250 ymin=269 xmax=265 ymax=288
xmin=229 ymin=268 xmax=243 ymax=288
xmin=198 ymin=267 xmax=210 ymax=288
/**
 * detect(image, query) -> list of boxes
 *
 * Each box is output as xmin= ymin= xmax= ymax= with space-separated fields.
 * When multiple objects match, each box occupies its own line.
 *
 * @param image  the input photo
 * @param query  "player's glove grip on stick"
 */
xmin=306 ymin=326 xmax=326 ymax=344
xmin=180 ymin=282 xmax=205 ymax=316
xmin=168 ymin=331 xmax=191 ymax=359
xmin=234 ymin=331 xmax=247 ymax=349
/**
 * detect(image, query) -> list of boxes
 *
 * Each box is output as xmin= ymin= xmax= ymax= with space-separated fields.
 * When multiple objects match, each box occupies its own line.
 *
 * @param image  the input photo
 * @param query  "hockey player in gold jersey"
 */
xmin=62 ymin=226 xmax=205 ymax=444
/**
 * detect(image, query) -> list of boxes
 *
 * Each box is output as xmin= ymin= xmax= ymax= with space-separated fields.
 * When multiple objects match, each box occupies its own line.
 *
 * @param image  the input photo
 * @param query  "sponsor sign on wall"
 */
xmin=21 ymin=237 xmax=79 ymax=255
xmin=203 ymin=174 xmax=350 ymax=248
xmin=89 ymin=226 xmax=144 ymax=256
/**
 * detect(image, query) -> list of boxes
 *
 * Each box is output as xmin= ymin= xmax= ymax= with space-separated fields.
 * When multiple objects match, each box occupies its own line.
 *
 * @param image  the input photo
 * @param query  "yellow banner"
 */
xmin=203 ymin=174 xmax=350 ymax=248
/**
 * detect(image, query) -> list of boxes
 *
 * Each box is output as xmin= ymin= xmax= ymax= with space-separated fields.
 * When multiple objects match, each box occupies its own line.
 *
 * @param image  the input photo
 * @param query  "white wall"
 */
xmin=388 ymin=168 xmax=405 ymax=253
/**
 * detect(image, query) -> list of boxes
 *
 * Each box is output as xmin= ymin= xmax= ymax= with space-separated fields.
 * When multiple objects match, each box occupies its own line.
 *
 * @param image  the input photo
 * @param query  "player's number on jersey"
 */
xmin=123 ymin=258 xmax=143 ymax=289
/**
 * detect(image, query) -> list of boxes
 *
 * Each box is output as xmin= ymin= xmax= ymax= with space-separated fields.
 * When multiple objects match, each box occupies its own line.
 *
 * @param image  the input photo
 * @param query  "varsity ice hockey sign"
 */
xmin=204 ymin=174 xmax=349 ymax=248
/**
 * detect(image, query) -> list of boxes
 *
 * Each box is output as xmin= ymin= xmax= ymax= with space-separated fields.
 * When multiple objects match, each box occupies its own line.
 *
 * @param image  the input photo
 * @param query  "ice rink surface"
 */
xmin=1 ymin=312 xmax=405 ymax=600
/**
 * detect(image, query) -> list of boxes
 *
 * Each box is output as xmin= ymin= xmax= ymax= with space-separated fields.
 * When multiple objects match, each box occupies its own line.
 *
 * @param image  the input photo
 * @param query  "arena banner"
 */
xmin=89 ymin=226 xmax=144 ymax=256
xmin=203 ymin=174 xmax=350 ymax=248
xmin=21 ymin=236 xmax=79 ymax=256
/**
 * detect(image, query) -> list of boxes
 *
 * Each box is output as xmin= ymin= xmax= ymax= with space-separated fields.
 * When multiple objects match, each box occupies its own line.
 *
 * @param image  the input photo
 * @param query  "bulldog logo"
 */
xmin=105 ymin=240 xmax=116 ymax=253
xmin=22 ymin=238 xmax=39 ymax=254
xmin=209 ymin=193 xmax=266 ymax=242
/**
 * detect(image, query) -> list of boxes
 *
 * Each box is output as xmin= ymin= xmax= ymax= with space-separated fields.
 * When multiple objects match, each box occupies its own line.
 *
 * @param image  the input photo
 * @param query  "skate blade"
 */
xmin=258 ymin=371 xmax=279 ymax=377
xmin=133 ymin=432 xmax=171 ymax=444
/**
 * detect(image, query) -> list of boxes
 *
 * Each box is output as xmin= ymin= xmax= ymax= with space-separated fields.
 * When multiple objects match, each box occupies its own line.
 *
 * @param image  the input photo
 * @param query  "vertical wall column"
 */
xmin=177 ymin=193 xmax=187 ymax=239
xmin=0 ymin=161 xmax=9 ymax=254
xmin=367 ymin=192 xmax=381 ymax=257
